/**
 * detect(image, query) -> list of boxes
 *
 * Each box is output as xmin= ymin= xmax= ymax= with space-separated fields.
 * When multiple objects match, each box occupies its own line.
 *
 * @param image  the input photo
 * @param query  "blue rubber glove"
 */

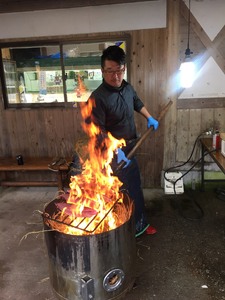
xmin=116 ymin=148 xmax=131 ymax=168
xmin=147 ymin=116 xmax=159 ymax=130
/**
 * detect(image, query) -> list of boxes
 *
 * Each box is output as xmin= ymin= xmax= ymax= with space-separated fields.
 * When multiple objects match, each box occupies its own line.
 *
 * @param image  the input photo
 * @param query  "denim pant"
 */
xmin=114 ymin=157 xmax=149 ymax=234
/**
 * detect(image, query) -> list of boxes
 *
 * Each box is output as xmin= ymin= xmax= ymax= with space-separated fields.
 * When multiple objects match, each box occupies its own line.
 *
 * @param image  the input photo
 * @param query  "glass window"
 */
xmin=0 ymin=40 xmax=128 ymax=108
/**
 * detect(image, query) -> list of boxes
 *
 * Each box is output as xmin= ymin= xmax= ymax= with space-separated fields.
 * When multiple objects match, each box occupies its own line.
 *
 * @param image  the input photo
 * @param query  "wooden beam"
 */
xmin=177 ymin=98 xmax=225 ymax=109
xmin=0 ymin=0 xmax=153 ymax=13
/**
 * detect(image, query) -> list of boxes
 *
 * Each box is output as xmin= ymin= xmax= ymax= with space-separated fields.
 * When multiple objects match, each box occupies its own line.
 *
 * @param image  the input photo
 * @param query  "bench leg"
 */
xmin=57 ymin=171 xmax=63 ymax=190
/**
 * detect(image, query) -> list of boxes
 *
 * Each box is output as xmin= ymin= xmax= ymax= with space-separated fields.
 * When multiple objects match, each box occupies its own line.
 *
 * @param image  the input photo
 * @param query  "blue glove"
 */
xmin=116 ymin=148 xmax=131 ymax=168
xmin=147 ymin=116 xmax=159 ymax=130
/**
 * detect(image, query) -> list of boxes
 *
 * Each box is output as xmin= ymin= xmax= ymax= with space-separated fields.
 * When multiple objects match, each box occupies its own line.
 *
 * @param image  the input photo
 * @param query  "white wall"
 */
xmin=0 ymin=1 xmax=166 ymax=40
xmin=184 ymin=0 xmax=225 ymax=41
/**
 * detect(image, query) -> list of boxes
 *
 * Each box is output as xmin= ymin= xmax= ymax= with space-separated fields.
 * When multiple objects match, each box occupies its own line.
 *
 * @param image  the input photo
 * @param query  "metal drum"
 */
xmin=43 ymin=194 xmax=136 ymax=300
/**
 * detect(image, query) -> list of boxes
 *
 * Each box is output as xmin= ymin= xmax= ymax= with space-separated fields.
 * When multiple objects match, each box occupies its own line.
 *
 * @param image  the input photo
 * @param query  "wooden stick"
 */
xmin=114 ymin=100 xmax=173 ymax=173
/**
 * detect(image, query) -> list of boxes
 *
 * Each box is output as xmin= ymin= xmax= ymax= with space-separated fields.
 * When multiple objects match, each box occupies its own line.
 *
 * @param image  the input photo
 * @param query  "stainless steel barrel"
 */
xmin=43 ymin=194 xmax=136 ymax=300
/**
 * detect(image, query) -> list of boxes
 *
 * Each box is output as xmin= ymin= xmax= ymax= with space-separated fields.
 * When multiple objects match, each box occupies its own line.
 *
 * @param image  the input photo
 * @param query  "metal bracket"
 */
xmin=80 ymin=275 xmax=95 ymax=300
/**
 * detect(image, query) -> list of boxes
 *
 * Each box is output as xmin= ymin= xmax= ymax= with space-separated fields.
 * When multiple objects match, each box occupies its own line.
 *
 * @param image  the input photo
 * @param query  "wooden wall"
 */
xmin=164 ymin=0 xmax=225 ymax=174
xmin=175 ymin=0 xmax=225 ymax=166
xmin=176 ymin=108 xmax=225 ymax=164
xmin=130 ymin=29 xmax=168 ymax=186
xmin=0 ymin=0 xmax=225 ymax=187
xmin=0 ymin=27 xmax=167 ymax=187
xmin=0 ymin=108 xmax=83 ymax=158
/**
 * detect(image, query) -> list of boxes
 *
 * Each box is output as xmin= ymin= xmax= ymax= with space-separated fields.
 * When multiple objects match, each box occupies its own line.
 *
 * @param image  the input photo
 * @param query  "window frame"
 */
xmin=0 ymin=35 xmax=130 ymax=109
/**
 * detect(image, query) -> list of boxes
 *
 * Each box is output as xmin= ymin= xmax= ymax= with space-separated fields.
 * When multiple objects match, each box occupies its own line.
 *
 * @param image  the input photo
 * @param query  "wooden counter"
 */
xmin=200 ymin=138 xmax=225 ymax=190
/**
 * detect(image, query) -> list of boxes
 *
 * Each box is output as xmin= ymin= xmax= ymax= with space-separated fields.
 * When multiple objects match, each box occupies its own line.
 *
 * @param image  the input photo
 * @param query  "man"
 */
xmin=88 ymin=45 xmax=159 ymax=237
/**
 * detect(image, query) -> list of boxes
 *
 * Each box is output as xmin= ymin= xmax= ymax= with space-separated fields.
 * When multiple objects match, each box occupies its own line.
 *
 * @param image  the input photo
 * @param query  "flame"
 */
xmin=46 ymin=98 xmax=132 ymax=235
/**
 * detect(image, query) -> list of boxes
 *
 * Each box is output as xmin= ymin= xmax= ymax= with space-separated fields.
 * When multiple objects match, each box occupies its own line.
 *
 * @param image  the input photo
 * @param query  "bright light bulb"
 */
xmin=179 ymin=60 xmax=195 ymax=88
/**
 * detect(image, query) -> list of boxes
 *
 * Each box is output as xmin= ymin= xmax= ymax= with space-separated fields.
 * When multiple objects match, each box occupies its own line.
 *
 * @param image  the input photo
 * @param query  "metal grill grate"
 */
xmin=43 ymin=198 xmax=121 ymax=234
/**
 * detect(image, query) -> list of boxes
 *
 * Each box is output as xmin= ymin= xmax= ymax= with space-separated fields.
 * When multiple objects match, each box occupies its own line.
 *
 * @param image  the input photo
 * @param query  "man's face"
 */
xmin=102 ymin=59 xmax=125 ymax=88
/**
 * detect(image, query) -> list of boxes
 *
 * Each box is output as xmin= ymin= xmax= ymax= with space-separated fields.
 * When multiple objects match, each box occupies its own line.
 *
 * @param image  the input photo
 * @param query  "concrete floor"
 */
xmin=0 ymin=186 xmax=225 ymax=300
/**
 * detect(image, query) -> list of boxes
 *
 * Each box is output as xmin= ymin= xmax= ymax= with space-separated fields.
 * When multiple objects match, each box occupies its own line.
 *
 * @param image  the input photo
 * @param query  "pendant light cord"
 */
xmin=187 ymin=0 xmax=191 ymax=50
xmin=185 ymin=0 xmax=192 ymax=56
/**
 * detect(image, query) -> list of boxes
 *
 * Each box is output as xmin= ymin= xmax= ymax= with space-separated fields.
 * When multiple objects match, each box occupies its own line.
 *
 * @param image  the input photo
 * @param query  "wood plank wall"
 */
xmin=0 ymin=107 xmax=83 ymax=158
xmin=0 ymin=27 xmax=168 ymax=187
xmin=175 ymin=0 xmax=225 ymax=165
xmin=130 ymin=29 xmax=168 ymax=186
xmin=0 ymin=0 xmax=224 ymax=187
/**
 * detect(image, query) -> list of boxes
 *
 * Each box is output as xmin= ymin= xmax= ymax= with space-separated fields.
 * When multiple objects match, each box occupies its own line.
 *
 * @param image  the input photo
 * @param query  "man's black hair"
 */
xmin=101 ymin=45 xmax=126 ymax=68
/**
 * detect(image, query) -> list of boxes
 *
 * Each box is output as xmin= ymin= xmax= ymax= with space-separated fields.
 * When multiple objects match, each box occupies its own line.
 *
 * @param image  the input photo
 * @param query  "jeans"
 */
xmin=113 ymin=157 xmax=149 ymax=234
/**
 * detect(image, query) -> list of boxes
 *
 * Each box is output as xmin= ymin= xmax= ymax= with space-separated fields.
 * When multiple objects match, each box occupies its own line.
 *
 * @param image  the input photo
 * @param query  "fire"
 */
xmin=45 ymin=98 xmax=133 ymax=235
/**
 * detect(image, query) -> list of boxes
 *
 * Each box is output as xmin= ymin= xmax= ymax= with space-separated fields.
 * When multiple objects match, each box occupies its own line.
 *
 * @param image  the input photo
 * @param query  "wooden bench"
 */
xmin=0 ymin=157 xmax=70 ymax=190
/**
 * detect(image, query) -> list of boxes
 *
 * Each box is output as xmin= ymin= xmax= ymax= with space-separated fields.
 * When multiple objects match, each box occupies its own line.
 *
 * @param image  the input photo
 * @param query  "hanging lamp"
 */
xmin=179 ymin=0 xmax=196 ymax=88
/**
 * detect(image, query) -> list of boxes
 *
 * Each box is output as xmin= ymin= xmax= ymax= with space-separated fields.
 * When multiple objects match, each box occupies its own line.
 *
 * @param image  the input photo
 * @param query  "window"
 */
xmin=0 ymin=39 xmax=128 ymax=109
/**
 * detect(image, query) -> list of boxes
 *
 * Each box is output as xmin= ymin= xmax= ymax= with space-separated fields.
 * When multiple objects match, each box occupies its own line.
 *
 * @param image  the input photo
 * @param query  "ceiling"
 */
xmin=0 ymin=0 xmax=154 ymax=14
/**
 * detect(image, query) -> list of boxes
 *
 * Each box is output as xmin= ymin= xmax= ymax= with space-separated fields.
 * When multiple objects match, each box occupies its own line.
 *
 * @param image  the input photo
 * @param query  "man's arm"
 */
xmin=139 ymin=106 xmax=151 ymax=119
xmin=139 ymin=106 xmax=159 ymax=130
